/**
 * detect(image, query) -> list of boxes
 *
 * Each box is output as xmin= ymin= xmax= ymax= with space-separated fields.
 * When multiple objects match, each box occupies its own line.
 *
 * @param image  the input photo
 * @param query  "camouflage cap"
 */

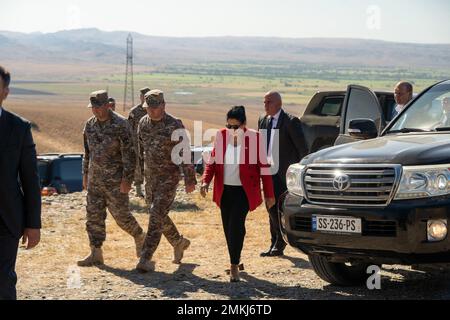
xmin=140 ymin=87 xmax=151 ymax=95
xmin=88 ymin=90 xmax=109 ymax=108
xmin=143 ymin=89 xmax=165 ymax=108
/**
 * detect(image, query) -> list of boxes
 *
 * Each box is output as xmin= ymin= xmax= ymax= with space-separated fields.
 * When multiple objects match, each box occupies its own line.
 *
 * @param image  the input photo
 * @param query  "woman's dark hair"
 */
xmin=0 ymin=66 xmax=11 ymax=88
xmin=227 ymin=106 xmax=246 ymax=124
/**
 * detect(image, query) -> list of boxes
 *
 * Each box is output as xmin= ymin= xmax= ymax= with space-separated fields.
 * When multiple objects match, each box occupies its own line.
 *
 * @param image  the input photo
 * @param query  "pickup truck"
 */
xmin=281 ymin=81 xmax=450 ymax=286
xmin=37 ymin=154 xmax=83 ymax=194
xmin=300 ymin=89 xmax=396 ymax=153
xmin=191 ymin=145 xmax=214 ymax=175
xmin=37 ymin=147 xmax=208 ymax=196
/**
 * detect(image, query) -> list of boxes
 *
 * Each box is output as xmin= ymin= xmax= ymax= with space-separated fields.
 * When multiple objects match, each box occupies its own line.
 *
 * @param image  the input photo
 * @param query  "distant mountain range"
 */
xmin=1 ymin=28 xmax=449 ymax=76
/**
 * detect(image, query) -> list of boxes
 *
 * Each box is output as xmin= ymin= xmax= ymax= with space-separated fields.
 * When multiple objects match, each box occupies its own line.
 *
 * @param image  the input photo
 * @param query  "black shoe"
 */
xmin=261 ymin=248 xmax=284 ymax=257
xmin=268 ymin=249 xmax=284 ymax=257
xmin=260 ymin=249 xmax=274 ymax=257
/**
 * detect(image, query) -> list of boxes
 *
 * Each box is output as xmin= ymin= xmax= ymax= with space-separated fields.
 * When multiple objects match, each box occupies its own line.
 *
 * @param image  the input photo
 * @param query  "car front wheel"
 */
xmin=308 ymin=254 xmax=371 ymax=286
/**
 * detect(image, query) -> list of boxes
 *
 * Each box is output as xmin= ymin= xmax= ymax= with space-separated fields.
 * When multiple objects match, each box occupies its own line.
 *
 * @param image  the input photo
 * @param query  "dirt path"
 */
xmin=16 ymin=189 xmax=450 ymax=300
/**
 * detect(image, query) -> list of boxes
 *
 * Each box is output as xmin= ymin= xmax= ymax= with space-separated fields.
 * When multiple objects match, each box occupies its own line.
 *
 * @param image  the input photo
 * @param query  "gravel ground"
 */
xmin=15 ymin=187 xmax=450 ymax=300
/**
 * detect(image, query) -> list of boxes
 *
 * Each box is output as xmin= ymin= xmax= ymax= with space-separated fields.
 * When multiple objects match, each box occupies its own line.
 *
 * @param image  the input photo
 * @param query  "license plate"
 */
xmin=312 ymin=215 xmax=362 ymax=234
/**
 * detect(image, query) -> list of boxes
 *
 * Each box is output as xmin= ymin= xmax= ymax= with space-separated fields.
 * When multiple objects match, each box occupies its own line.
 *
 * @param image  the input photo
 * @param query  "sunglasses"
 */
xmin=226 ymin=124 xmax=241 ymax=130
xmin=90 ymin=98 xmax=106 ymax=107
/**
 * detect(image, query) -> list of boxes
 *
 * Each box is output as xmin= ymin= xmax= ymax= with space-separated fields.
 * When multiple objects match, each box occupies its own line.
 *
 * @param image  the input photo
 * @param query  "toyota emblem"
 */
xmin=333 ymin=174 xmax=351 ymax=191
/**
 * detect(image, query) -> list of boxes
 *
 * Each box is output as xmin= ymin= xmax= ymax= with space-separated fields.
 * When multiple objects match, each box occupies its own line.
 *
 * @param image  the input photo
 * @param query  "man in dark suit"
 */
xmin=258 ymin=91 xmax=307 ymax=257
xmin=0 ymin=66 xmax=42 ymax=300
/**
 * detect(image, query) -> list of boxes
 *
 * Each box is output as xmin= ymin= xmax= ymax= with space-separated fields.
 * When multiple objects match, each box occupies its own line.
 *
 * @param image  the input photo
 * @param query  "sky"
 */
xmin=1 ymin=0 xmax=450 ymax=44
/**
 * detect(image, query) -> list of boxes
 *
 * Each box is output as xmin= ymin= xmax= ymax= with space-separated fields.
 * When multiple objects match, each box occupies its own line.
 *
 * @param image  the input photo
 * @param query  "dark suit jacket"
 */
xmin=0 ymin=108 xmax=41 ymax=238
xmin=258 ymin=109 xmax=307 ymax=189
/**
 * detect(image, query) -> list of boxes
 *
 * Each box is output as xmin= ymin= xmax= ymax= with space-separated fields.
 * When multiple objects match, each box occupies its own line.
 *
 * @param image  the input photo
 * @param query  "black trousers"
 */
xmin=220 ymin=185 xmax=249 ymax=265
xmin=268 ymin=174 xmax=287 ymax=251
xmin=0 ymin=217 xmax=19 ymax=300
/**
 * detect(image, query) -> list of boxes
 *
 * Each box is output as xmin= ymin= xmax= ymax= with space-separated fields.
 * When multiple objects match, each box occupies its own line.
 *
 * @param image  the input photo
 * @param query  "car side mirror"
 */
xmin=348 ymin=119 xmax=378 ymax=139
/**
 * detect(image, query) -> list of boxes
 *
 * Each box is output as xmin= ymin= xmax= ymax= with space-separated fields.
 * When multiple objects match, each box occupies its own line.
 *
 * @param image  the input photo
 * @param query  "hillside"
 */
xmin=1 ymin=28 xmax=450 ymax=80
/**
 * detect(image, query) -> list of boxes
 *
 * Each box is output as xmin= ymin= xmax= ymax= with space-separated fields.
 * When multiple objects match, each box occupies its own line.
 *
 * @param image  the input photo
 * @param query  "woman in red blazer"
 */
xmin=200 ymin=106 xmax=275 ymax=282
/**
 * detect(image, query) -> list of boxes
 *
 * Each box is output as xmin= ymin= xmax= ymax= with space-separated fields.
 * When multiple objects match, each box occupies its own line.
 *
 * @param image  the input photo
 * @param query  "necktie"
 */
xmin=267 ymin=117 xmax=274 ymax=151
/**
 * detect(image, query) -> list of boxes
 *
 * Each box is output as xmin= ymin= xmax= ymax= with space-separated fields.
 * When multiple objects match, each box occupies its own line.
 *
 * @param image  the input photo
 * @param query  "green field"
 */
xmin=11 ymin=64 xmax=446 ymax=108
xmin=7 ymin=63 xmax=449 ymax=154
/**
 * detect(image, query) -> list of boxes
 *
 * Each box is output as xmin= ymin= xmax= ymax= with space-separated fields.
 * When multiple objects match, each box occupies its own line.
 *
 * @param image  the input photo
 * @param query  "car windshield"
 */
xmin=387 ymin=82 xmax=450 ymax=133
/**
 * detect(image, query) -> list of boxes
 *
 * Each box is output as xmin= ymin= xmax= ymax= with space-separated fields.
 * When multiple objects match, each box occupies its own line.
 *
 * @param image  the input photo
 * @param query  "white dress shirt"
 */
xmin=223 ymin=143 xmax=242 ymax=186
xmin=391 ymin=104 xmax=405 ymax=120
xmin=0 ymin=106 xmax=3 ymax=118
xmin=267 ymin=109 xmax=282 ymax=163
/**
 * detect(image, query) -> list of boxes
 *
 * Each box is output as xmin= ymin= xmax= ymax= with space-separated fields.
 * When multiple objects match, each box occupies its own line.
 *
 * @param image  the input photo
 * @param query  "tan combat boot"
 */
xmin=173 ymin=236 xmax=191 ymax=264
xmin=134 ymin=233 xmax=146 ymax=258
xmin=136 ymin=257 xmax=155 ymax=273
xmin=77 ymin=246 xmax=104 ymax=267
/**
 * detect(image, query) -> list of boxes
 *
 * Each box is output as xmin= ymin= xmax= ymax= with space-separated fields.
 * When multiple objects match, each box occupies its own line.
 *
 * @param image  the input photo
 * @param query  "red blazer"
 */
xmin=202 ymin=128 xmax=274 ymax=212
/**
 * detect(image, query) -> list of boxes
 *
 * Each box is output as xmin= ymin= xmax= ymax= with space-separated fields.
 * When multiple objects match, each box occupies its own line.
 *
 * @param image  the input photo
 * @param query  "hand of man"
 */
xmin=185 ymin=184 xmax=196 ymax=194
xmin=120 ymin=180 xmax=132 ymax=194
xmin=82 ymin=175 xmax=88 ymax=190
xmin=265 ymin=197 xmax=276 ymax=211
xmin=22 ymin=228 xmax=41 ymax=250
xmin=200 ymin=183 xmax=209 ymax=198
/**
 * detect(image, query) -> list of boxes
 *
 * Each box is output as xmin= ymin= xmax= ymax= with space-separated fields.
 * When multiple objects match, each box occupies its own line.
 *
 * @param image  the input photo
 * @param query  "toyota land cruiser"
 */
xmin=281 ymin=80 xmax=450 ymax=286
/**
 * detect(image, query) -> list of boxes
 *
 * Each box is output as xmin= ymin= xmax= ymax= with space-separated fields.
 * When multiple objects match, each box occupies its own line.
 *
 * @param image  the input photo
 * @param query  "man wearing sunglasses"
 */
xmin=78 ymin=90 xmax=146 ymax=267
xmin=136 ymin=89 xmax=197 ymax=273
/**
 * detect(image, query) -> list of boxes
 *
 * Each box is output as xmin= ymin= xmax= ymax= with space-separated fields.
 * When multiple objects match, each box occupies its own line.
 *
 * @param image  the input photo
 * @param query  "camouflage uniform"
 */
xmin=138 ymin=91 xmax=197 ymax=261
xmin=83 ymin=99 xmax=143 ymax=248
xmin=128 ymin=87 xmax=151 ymax=185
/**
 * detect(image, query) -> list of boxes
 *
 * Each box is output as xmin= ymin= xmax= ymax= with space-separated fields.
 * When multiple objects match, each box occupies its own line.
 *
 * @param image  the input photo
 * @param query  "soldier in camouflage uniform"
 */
xmin=78 ymin=90 xmax=146 ymax=267
xmin=108 ymin=97 xmax=116 ymax=111
xmin=136 ymin=89 xmax=197 ymax=273
xmin=128 ymin=87 xmax=151 ymax=198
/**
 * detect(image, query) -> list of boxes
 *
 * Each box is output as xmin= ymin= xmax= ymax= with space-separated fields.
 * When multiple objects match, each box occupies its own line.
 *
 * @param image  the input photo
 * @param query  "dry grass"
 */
xmin=6 ymin=96 xmax=305 ymax=154
xmin=16 ymin=191 xmax=315 ymax=300
xmin=16 ymin=191 xmax=450 ymax=300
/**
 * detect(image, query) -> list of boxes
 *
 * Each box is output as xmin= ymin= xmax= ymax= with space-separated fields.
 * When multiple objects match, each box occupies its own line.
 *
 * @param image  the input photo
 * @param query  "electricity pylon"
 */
xmin=123 ymin=33 xmax=134 ymax=112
